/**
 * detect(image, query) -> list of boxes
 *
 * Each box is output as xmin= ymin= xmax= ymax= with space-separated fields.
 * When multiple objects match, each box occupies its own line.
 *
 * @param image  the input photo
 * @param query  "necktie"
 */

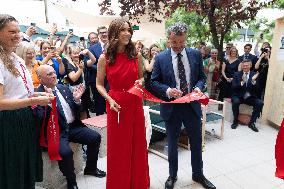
xmin=245 ymin=72 xmax=249 ymax=87
xmin=177 ymin=53 xmax=188 ymax=96
xmin=244 ymin=54 xmax=249 ymax=60
xmin=53 ymin=90 xmax=66 ymax=121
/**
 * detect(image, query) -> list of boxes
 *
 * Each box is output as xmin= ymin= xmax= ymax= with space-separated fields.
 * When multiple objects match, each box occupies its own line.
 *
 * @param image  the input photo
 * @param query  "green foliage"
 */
xmin=165 ymin=7 xmax=240 ymax=48
xmin=156 ymin=38 xmax=167 ymax=51
xmin=271 ymin=0 xmax=284 ymax=9
xmin=246 ymin=18 xmax=275 ymax=43
xmin=165 ymin=8 xmax=210 ymax=47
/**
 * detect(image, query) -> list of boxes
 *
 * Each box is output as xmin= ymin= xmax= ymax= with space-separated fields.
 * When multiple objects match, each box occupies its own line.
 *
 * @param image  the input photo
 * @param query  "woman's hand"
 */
xmin=252 ymin=72 xmax=259 ymax=81
xmin=134 ymin=79 xmax=143 ymax=86
xmin=33 ymin=92 xmax=54 ymax=98
xmin=108 ymin=98 xmax=121 ymax=112
xmin=76 ymin=60 xmax=84 ymax=70
xmin=31 ymin=96 xmax=54 ymax=106
xmin=81 ymin=49 xmax=89 ymax=55
xmin=226 ymin=78 xmax=233 ymax=82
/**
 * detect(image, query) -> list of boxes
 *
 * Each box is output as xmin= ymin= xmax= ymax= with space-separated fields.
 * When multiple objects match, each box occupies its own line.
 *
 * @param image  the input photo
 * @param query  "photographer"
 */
xmin=254 ymin=47 xmax=271 ymax=99
xmin=64 ymin=45 xmax=96 ymax=119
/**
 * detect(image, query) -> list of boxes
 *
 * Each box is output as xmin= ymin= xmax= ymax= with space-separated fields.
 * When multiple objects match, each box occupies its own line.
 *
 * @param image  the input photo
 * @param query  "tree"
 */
xmin=246 ymin=17 xmax=275 ymax=43
xmin=99 ymin=0 xmax=276 ymax=59
xmin=166 ymin=8 xmax=210 ymax=47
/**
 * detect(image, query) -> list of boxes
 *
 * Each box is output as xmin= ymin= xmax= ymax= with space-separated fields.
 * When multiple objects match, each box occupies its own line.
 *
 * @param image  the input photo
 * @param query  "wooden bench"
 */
xmin=82 ymin=114 xmax=107 ymax=158
xmin=224 ymin=98 xmax=253 ymax=125
xmin=36 ymin=143 xmax=83 ymax=189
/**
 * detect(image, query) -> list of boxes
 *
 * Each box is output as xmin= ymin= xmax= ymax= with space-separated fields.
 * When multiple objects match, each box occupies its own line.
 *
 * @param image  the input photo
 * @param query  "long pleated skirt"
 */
xmin=0 ymin=107 xmax=43 ymax=189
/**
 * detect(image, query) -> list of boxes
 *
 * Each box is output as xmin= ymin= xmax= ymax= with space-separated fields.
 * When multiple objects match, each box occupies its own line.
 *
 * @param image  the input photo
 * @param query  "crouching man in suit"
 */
xmin=37 ymin=65 xmax=106 ymax=189
xmin=231 ymin=59 xmax=263 ymax=132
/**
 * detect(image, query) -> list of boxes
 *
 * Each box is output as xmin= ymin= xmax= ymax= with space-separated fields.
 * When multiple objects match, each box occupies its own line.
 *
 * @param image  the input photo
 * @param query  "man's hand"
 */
xmin=169 ymin=88 xmax=183 ymax=99
xmin=73 ymin=84 xmax=85 ymax=102
xmin=193 ymin=87 xmax=201 ymax=93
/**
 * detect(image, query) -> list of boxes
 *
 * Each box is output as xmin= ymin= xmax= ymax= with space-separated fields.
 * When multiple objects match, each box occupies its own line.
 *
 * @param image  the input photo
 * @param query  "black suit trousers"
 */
xmin=165 ymin=103 xmax=203 ymax=178
xmin=231 ymin=96 xmax=263 ymax=124
xmin=58 ymin=121 xmax=101 ymax=183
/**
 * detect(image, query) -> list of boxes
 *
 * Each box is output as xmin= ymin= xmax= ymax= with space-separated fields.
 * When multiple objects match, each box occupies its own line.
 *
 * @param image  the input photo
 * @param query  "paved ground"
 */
xmin=37 ymin=119 xmax=284 ymax=189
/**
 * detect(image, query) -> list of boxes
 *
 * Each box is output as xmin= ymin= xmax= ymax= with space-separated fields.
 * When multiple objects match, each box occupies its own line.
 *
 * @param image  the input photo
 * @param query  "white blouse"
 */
xmin=0 ymin=53 xmax=34 ymax=99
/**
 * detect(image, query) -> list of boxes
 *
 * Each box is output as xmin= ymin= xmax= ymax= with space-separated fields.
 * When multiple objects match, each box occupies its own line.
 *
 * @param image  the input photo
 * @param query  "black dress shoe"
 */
xmin=165 ymin=176 xmax=177 ymax=189
xmin=84 ymin=168 xmax=106 ymax=178
xmin=192 ymin=175 xmax=216 ymax=189
xmin=67 ymin=182 xmax=78 ymax=189
xmin=248 ymin=123 xmax=259 ymax=132
xmin=231 ymin=121 xmax=238 ymax=129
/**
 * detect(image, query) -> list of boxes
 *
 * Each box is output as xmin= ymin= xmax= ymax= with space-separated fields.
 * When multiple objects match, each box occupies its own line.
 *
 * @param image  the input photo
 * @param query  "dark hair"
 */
xmin=105 ymin=18 xmax=136 ymax=65
xmin=88 ymin=32 xmax=98 ymax=41
xmin=244 ymin=44 xmax=252 ymax=48
xmin=149 ymin=44 xmax=159 ymax=60
xmin=97 ymin=26 xmax=107 ymax=34
xmin=242 ymin=59 xmax=252 ymax=64
xmin=0 ymin=14 xmax=19 ymax=77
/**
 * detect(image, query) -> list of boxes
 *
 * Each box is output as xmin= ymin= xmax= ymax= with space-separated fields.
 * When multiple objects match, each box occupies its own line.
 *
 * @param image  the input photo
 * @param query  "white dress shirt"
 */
xmin=166 ymin=48 xmax=191 ymax=98
xmin=54 ymin=87 xmax=75 ymax=124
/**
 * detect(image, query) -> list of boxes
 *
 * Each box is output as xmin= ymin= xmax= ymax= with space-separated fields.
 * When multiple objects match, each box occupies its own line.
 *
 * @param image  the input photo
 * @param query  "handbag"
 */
xmin=212 ymin=69 xmax=219 ymax=82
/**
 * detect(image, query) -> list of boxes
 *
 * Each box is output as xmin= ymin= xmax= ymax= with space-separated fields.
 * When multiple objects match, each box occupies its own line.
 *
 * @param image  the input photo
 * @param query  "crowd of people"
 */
xmin=0 ymin=12 xmax=273 ymax=189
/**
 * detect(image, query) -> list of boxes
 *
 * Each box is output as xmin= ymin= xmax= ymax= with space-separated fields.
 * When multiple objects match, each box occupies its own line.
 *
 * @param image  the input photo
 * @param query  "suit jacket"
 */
xmin=232 ymin=71 xmax=258 ymax=98
xmin=37 ymin=84 xmax=81 ymax=132
xmin=238 ymin=53 xmax=257 ymax=69
xmin=88 ymin=42 xmax=103 ymax=83
xmin=151 ymin=48 xmax=206 ymax=120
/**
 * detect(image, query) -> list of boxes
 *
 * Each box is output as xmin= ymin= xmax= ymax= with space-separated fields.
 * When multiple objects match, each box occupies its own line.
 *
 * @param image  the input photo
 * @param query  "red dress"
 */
xmin=275 ymin=118 xmax=284 ymax=179
xmin=106 ymin=53 xmax=150 ymax=189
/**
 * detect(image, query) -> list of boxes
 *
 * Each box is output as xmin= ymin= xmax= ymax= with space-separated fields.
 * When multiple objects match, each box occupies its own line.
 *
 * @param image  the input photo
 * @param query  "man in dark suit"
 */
xmin=238 ymin=43 xmax=257 ymax=69
xmin=88 ymin=26 xmax=108 ymax=115
xmin=151 ymin=22 xmax=215 ymax=189
xmin=37 ymin=65 xmax=106 ymax=189
xmin=231 ymin=59 xmax=263 ymax=132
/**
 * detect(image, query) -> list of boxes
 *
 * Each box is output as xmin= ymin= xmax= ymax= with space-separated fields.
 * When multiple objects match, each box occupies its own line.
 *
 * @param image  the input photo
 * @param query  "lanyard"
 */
xmin=18 ymin=63 xmax=32 ymax=97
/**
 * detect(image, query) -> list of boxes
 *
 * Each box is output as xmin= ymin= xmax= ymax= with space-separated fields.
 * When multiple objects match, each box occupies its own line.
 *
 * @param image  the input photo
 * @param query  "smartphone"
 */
xmin=79 ymin=54 xmax=85 ymax=62
xmin=31 ymin=23 xmax=36 ymax=27
xmin=50 ymin=46 xmax=55 ymax=52
xmin=80 ymin=37 xmax=85 ymax=41
xmin=69 ymin=28 xmax=73 ymax=33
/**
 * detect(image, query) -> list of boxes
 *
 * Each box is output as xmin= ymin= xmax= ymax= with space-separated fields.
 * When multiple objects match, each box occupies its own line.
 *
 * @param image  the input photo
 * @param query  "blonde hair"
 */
xmin=15 ymin=42 xmax=36 ymax=64
xmin=66 ymin=44 xmax=81 ymax=63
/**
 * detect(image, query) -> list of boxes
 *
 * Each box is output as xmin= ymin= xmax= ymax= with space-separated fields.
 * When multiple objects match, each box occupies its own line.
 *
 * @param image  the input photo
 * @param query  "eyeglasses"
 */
xmin=99 ymin=31 xmax=107 ymax=35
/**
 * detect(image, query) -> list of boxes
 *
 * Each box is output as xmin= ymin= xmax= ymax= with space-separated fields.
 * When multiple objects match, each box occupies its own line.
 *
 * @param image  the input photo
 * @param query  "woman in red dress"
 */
xmin=96 ymin=18 xmax=150 ymax=189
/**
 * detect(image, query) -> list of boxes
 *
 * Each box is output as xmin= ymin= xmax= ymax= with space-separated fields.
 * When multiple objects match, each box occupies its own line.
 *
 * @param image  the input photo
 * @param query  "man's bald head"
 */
xmin=36 ymin=65 xmax=58 ymax=88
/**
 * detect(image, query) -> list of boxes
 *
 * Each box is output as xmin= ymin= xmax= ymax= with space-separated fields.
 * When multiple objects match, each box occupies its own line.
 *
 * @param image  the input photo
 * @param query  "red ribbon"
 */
xmin=275 ymin=118 xmax=284 ymax=179
xmin=127 ymin=84 xmax=209 ymax=105
xmin=40 ymin=98 xmax=62 ymax=161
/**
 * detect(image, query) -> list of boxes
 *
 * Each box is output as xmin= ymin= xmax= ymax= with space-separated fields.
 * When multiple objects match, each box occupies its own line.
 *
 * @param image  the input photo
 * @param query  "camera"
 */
xmin=79 ymin=54 xmax=85 ymax=62
xmin=261 ymin=48 xmax=269 ymax=53
xmin=31 ymin=23 xmax=36 ymax=27
xmin=50 ymin=46 xmax=56 ymax=52
xmin=69 ymin=28 xmax=73 ymax=33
